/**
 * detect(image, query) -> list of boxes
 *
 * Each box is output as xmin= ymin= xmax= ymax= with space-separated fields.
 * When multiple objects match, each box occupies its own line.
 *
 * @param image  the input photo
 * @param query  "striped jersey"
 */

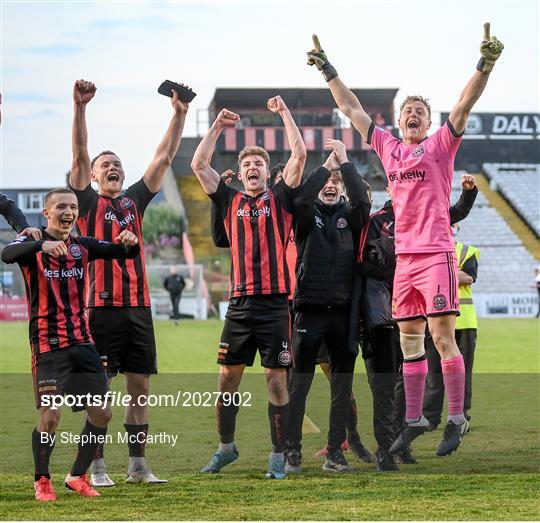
xmin=210 ymin=180 xmax=295 ymax=298
xmin=71 ymin=179 xmax=155 ymax=307
xmin=2 ymin=231 xmax=139 ymax=355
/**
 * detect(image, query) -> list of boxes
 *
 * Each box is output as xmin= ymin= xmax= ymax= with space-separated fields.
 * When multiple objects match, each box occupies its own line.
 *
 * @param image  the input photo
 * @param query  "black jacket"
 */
xmin=0 ymin=193 xmax=30 ymax=233
xmin=354 ymin=186 xmax=478 ymax=344
xmin=164 ymin=274 xmax=186 ymax=294
xmin=293 ymin=163 xmax=371 ymax=310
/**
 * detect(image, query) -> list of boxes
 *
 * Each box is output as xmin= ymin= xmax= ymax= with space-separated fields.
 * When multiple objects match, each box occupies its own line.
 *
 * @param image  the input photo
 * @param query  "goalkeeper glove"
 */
xmin=306 ymin=34 xmax=338 ymax=82
xmin=477 ymin=22 xmax=504 ymax=73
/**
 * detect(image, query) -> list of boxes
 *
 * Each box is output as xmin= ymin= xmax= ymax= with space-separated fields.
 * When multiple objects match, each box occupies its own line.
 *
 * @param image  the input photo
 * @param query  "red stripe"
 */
xmin=245 ymin=128 xmax=256 ymax=147
xmin=343 ymin=128 xmax=354 ymax=150
xmin=259 ymin=204 xmax=271 ymax=293
xmin=303 ymin=127 xmax=316 ymax=151
xmin=264 ymin=128 xmax=276 ymax=151
xmin=322 ymin=127 xmax=334 ymax=144
xmin=269 ymin=194 xmax=286 ymax=293
xmin=67 ymin=267 xmax=84 ymax=343
xmin=230 ymin=193 xmax=242 ymax=294
xmin=225 ymin=128 xmax=236 ymax=150
xmin=243 ymin=202 xmax=254 ymax=292
xmin=36 ymin=256 xmax=50 ymax=353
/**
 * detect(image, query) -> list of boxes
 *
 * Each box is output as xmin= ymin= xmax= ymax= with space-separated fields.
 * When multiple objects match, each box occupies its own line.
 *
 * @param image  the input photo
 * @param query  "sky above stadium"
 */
xmin=1 ymin=0 xmax=538 ymax=188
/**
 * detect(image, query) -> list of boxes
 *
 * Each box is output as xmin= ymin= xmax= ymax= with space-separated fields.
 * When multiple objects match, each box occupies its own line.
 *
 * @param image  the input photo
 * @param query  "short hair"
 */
xmin=237 ymin=146 xmax=270 ymax=169
xmin=44 ymin=188 xmax=76 ymax=207
xmin=399 ymin=95 xmax=431 ymax=119
xmin=91 ymin=150 xmax=120 ymax=169
xmin=269 ymin=163 xmax=286 ymax=187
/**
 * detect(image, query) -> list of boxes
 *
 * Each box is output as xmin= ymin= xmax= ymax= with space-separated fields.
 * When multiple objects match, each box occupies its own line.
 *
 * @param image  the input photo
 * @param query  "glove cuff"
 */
xmin=476 ymin=57 xmax=495 ymax=73
xmin=322 ymin=63 xmax=338 ymax=82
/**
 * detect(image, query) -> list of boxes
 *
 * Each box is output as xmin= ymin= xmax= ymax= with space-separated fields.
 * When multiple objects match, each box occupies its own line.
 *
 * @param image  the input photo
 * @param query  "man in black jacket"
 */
xmin=358 ymin=174 xmax=478 ymax=471
xmin=163 ymin=266 xmax=185 ymax=320
xmin=285 ymin=139 xmax=371 ymax=473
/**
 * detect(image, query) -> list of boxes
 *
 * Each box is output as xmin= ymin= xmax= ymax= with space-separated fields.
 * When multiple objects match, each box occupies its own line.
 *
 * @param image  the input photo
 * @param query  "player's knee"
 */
xmin=265 ymin=370 xmax=288 ymax=399
xmin=126 ymin=375 xmax=150 ymax=397
xmin=430 ymin=331 xmax=456 ymax=358
xmin=400 ymin=332 xmax=425 ymax=360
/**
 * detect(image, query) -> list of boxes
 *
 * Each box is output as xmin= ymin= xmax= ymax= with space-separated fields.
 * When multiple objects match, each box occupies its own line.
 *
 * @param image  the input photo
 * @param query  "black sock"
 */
xmin=268 ymin=402 xmax=289 ymax=453
xmin=94 ymin=442 xmax=104 ymax=460
xmin=32 ymin=428 xmax=55 ymax=482
xmin=217 ymin=395 xmax=239 ymax=444
xmin=123 ymin=423 xmax=148 ymax=457
xmin=70 ymin=421 xmax=107 ymax=476
xmin=346 ymin=393 xmax=361 ymax=444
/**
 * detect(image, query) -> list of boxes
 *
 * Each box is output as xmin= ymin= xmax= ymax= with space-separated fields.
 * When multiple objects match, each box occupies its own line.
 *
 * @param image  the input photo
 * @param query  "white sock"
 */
xmin=128 ymin=456 xmax=147 ymax=472
xmin=218 ymin=442 xmax=235 ymax=453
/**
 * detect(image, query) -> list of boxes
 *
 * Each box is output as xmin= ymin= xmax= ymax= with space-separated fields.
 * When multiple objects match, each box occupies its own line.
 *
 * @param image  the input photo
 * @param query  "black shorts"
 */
xmin=316 ymin=342 xmax=330 ymax=364
xmin=217 ymin=296 xmax=291 ymax=368
xmin=89 ymin=307 xmax=157 ymax=376
xmin=33 ymin=344 xmax=108 ymax=411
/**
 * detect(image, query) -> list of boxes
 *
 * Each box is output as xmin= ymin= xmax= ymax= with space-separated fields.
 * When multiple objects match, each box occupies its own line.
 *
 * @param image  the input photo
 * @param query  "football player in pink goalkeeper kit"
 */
xmin=307 ymin=24 xmax=503 ymax=456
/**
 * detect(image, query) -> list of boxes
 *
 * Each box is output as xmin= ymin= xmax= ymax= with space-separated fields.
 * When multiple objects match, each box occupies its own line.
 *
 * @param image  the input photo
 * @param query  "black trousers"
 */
xmin=287 ymin=308 xmax=357 ymax=453
xmin=169 ymin=292 xmax=181 ymax=318
xmin=423 ymin=328 xmax=477 ymax=427
xmin=364 ymin=325 xmax=405 ymax=451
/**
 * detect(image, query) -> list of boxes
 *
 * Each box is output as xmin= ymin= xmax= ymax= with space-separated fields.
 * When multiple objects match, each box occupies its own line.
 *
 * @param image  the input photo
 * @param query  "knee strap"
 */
xmin=400 ymin=333 xmax=425 ymax=360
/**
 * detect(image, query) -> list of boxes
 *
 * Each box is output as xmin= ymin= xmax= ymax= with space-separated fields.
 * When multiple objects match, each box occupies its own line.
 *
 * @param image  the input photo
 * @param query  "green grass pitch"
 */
xmin=0 ymin=318 xmax=538 ymax=520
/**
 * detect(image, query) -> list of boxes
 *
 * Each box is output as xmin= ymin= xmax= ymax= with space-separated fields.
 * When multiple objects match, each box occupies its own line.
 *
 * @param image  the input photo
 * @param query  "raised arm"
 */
xmin=267 ymin=96 xmax=306 ymax=188
xmin=70 ymin=80 xmax=96 ymax=190
xmin=143 ymin=87 xmax=190 ymax=193
xmin=306 ymin=35 xmax=372 ymax=141
xmin=449 ymin=173 xmax=478 ymax=225
xmin=191 ymin=109 xmax=240 ymax=194
xmin=448 ymin=23 xmax=504 ymax=134
xmin=0 ymin=193 xmax=42 ymax=239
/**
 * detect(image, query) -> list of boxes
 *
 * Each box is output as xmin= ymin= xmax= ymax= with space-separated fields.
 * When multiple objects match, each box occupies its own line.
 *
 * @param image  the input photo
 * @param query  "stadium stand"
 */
xmin=370 ymin=171 xmax=538 ymax=294
xmin=483 ymin=163 xmax=540 ymax=236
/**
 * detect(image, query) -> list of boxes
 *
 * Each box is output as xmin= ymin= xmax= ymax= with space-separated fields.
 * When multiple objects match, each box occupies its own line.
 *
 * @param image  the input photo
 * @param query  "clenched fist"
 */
xmin=73 ymin=79 xmax=96 ymax=105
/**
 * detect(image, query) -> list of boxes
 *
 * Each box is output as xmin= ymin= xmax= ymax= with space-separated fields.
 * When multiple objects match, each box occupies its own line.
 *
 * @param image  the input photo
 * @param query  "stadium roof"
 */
xmin=210 ymin=88 xmax=399 ymax=111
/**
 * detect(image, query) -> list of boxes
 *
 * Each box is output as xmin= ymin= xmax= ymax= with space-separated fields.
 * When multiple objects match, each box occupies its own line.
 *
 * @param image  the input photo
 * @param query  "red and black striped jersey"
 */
xmin=1 ymin=231 xmax=140 ymax=355
xmin=71 ymin=179 xmax=155 ymax=307
xmin=210 ymin=180 xmax=295 ymax=298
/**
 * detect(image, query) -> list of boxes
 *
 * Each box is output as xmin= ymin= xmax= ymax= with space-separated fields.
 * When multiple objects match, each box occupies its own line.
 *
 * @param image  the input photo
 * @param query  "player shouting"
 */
xmin=69 ymin=79 xmax=189 ymax=485
xmin=192 ymin=96 xmax=306 ymax=479
xmin=306 ymin=24 xmax=503 ymax=456
xmin=2 ymin=188 xmax=139 ymax=501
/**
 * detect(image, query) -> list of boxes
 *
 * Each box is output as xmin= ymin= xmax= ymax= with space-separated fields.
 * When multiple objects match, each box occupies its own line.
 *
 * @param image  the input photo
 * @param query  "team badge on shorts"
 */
xmin=411 ymin=145 xmax=425 ymax=158
xmin=433 ymin=293 xmax=447 ymax=311
xmin=336 ymin=218 xmax=348 ymax=229
xmin=69 ymin=244 xmax=83 ymax=259
xmin=278 ymin=350 xmax=292 ymax=366
xmin=119 ymin=197 xmax=133 ymax=209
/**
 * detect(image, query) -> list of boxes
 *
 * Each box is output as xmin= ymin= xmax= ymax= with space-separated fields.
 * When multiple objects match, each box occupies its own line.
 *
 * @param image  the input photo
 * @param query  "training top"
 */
xmin=71 ymin=179 xmax=155 ymax=307
xmin=210 ymin=179 xmax=295 ymax=298
xmin=367 ymin=121 xmax=463 ymax=254
xmin=1 ymin=231 xmax=139 ymax=355
xmin=0 ymin=193 xmax=30 ymax=233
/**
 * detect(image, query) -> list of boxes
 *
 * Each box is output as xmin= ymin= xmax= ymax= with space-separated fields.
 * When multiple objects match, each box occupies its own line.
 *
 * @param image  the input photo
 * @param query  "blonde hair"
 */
xmin=238 ymin=146 xmax=270 ymax=169
xmin=399 ymin=95 xmax=431 ymax=119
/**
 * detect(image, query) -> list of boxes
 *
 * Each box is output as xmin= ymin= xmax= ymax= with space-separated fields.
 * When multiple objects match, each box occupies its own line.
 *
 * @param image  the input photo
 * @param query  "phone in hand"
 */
xmin=158 ymin=80 xmax=197 ymax=102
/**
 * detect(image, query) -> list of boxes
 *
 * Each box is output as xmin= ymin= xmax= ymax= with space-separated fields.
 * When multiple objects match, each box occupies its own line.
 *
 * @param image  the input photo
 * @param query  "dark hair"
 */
xmin=91 ymin=150 xmax=120 ymax=169
xmin=269 ymin=163 xmax=286 ymax=187
xmin=44 ymin=187 xmax=76 ymax=206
